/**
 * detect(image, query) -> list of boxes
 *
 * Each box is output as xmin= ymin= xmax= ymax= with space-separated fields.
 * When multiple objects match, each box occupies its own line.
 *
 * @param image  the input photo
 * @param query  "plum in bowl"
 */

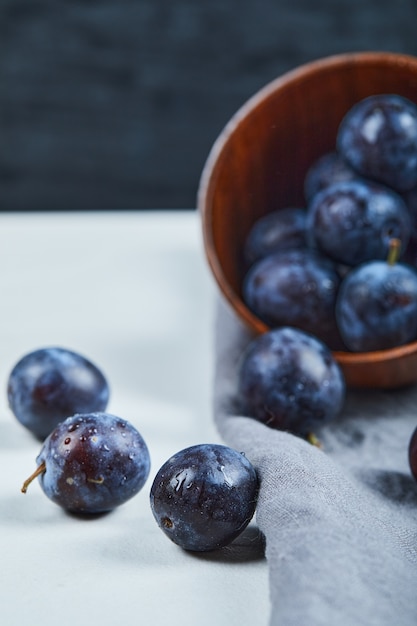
xmin=198 ymin=51 xmax=417 ymax=389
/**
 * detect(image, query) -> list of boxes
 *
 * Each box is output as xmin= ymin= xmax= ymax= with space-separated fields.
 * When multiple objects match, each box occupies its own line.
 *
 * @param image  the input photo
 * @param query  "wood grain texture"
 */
xmin=199 ymin=51 xmax=417 ymax=389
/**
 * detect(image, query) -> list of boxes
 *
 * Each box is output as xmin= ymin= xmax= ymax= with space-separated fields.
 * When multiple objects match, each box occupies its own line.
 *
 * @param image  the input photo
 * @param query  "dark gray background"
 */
xmin=1 ymin=0 xmax=417 ymax=210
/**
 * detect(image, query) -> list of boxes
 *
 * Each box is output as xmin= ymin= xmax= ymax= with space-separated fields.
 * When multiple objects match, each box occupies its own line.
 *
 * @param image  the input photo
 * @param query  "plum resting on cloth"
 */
xmin=213 ymin=296 xmax=417 ymax=626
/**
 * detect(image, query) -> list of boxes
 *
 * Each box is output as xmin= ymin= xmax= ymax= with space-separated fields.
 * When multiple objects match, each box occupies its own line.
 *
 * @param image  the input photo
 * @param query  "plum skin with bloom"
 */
xmin=242 ymin=248 xmax=343 ymax=349
xmin=307 ymin=179 xmax=411 ymax=267
xmin=237 ymin=327 xmax=345 ymax=436
xmin=7 ymin=347 xmax=110 ymax=440
xmin=149 ymin=443 xmax=258 ymax=552
xmin=303 ymin=150 xmax=360 ymax=202
xmin=335 ymin=260 xmax=417 ymax=352
xmin=408 ymin=426 xmax=417 ymax=483
xmin=30 ymin=412 xmax=151 ymax=514
xmin=336 ymin=93 xmax=417 ymax=192
xmin=243 ymin=207 xmax=308 ymax=266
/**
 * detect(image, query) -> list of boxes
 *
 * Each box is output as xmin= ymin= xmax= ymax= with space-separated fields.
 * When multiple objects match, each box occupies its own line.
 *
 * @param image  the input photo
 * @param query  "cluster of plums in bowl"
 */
xmin=236 ymin=92 xmax=417 ymax=439
xmin=199 ymin=51 xmax=417 ymax=390
xmin=198 ymin=52 xmax=417 ymax=479
xmin=9 ymin=346 xmax=258 ymax=552
xmin=242 ymin=93 xmax=417 ymax=356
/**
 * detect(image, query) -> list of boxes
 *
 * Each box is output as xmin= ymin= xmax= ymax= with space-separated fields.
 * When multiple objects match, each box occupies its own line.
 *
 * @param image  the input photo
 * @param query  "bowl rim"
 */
xmin=197 ymin=50 xmax=417 ymax=366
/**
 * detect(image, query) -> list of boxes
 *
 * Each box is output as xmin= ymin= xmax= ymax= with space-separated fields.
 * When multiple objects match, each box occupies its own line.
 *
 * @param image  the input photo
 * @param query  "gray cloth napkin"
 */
xmin=213 ymin=296 xmax=417 ymax=626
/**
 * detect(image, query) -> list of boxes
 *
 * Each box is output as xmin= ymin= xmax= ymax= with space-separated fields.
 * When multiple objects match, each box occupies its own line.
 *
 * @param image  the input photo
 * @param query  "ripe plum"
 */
xmin=307 ymin=179 xmax=411 ymax=266
xmin=22 ymin=412 xmax=151 ymax=514
xmin=149 ymin=443 xmax=258 ymax=552
xmin=237 ymin=327 xmax=345 ymax=436
xmin=242 ymin=248 xmax=343 ymax=349
xmin=304 ymin=151 xmax=359 ymax=202
xmin=244 ymin=207 xmax=307 ymax=266
xmin=408 ymin=426 xmax=417 ymax=482
xmin=403 ymin=186 xmax=417 ymax=267
xmin=335 ymin=257 xmax=417 ymax=352
xmin=8 ymin=347 xmax=110 ymax=440
xmin=337 ymin=93 xmax=417 ymax=192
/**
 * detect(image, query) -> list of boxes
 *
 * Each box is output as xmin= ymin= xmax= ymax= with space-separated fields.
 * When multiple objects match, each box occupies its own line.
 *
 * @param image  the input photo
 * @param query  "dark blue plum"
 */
xmin=337 ymin=94 xmax=417 ymax=192
xmin=244 ymin=207 xmax=308 ymax=266
xmin=307 ymin=179 xmax=411 ymax=266
xmin=237 ymin=327 xmax=345 ymax=436
xmin=7 ymin=347 xmax=110 ymax=440
xmin=22 ymin=412 xmax=151 ymax=514
xmin=242 ymin=248 xmax=344 ymax=349
xmin=149 ymin=443 xmax=258 ymax=552
xmin=409 ymin=426 xmax=417 ymax=483
xmin=335 ymin=260 xmax=417 ymax=352
xmin=304 ymin=151 xmax=360 ymax=202
xmin=403 ymin=186 xmax=417 ymax=267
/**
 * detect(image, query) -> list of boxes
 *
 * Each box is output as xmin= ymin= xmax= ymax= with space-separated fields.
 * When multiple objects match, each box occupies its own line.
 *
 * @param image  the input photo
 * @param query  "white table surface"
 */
xmin=0 ymin=210 xmax=269 ymax=626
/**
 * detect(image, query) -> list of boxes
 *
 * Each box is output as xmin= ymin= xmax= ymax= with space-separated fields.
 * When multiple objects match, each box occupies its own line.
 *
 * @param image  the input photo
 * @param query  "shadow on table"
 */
xmin=189 ymin=524 xmax=266 ymax=564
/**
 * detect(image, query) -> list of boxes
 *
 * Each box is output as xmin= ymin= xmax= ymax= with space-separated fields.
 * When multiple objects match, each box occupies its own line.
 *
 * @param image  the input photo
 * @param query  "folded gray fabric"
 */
xmin=213 ymin=296 xmax=417 ymax=626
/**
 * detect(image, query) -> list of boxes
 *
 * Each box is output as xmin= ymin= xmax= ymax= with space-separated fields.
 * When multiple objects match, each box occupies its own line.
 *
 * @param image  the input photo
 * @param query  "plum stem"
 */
xmin=21 ymin=461 xmax=46 ymax=493
xmin=307 ymin=432 xmax=323 ymax=448
xmin=87 ymin=476 xmax=104 ymax=485
xmin=387 ymin=238 xmax=401 ymax=266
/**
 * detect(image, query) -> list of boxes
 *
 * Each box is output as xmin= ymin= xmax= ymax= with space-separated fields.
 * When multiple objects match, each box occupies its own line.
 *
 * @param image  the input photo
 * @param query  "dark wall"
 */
xmin=1 ymin=0 xmax=417 ymax=210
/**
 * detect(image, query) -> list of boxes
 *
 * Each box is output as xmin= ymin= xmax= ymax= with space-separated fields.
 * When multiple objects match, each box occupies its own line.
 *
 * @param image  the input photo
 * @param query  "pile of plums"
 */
xmin=237 ymin=92 xmax=417 ymax=452
xmin=9 ymin=346 xmax=258 ymax=552
xmin=243 ymin=93 xmax=417 ymax=355
xmin=7 ymin=95 xmax=417 ymax=554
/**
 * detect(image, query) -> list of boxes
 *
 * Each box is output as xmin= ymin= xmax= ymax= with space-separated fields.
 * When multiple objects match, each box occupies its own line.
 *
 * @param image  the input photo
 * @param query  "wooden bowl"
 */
xmin=198 ymin=51 xmax=417 ymax=389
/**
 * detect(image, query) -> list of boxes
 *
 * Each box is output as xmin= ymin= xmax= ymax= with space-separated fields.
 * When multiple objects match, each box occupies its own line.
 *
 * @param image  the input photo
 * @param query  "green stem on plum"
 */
xmin=387 ymin=238 xmax=401 ymax=266
xmin=21 ymin=461 xmax=46 ymax=494
xmin=307 ymin=432 xmax=322 ymax=448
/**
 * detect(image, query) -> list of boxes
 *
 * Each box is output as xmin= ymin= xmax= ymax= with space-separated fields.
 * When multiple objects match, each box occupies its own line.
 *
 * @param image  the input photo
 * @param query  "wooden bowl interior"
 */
xmin=199 ymin=52 xmax=417 ymax=388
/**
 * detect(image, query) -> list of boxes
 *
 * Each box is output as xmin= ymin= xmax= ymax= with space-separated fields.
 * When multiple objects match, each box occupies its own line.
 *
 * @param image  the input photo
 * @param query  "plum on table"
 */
xmin=8 ymin=347 xmax=110 ymax=440
xmin=408 ymin=426 xmax=417 ymax=482
xmin=21 ymin=412 xmax=151 ymax=514
xmin=149 ymin=443 xmax=258 ymax=552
